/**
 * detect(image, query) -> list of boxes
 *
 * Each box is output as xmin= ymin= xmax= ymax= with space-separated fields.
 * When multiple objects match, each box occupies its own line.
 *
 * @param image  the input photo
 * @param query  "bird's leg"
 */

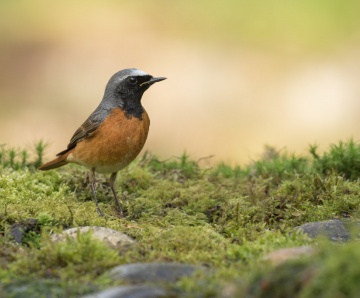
xmin=88 ymin=169 xmax=104 ymax=217
xmin=109 ymin=172 xmax=124 ymax=217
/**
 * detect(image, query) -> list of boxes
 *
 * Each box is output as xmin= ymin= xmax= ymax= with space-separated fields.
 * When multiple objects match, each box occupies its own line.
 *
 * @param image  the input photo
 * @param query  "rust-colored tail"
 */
xmin=38 ymin=152 xmax=70 ymax=171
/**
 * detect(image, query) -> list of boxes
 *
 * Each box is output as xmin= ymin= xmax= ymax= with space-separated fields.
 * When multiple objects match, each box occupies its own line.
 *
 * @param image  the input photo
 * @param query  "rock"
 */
xmin=9 ymin=218 xmax=39 ymax=244
xmin=109 ymin=262 xmax=204 ymax=283
xmin=263 ymin=246 xmax=315 ymax=265
xmin=50 ymin=226 xmax=135 ymax=250
xmin=294 ymin=219 xmax=350 ymax=242
xmin=81 ymin=285 xmax=167 ymax=298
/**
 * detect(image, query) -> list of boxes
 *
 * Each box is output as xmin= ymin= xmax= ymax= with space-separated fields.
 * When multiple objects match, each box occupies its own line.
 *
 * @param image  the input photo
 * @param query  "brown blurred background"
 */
xmin=1 ymin=0 xmax=360 ymax=165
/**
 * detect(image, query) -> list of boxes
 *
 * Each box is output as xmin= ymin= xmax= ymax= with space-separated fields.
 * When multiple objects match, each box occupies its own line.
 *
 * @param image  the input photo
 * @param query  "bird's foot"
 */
xmin=96 ymin=207 xmax=105 ymax=217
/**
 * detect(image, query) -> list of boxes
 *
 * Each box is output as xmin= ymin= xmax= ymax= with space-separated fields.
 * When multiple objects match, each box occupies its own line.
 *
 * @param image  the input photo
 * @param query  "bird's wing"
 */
xmin=56 ymin=111 xmax=105 ymax=156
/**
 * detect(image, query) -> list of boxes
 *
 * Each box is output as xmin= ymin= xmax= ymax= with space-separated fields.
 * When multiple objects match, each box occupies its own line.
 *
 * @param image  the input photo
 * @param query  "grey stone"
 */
xmin=82 ymin=285 xmax=167 ymax=298
xmin=50 ymin=226 xmax=135 ymax=250
xmin=109 ymin=262 xmax=204 ymax=283
xmin=9 ymin=218 xmax=39 ymax=244
xmin=294 ymin=219 xmax=350 ymax=242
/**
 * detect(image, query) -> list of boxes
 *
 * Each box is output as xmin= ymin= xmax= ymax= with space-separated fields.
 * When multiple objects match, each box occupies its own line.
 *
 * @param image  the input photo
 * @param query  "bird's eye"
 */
xmin=129 ymin=77 xmax=137 ymax=84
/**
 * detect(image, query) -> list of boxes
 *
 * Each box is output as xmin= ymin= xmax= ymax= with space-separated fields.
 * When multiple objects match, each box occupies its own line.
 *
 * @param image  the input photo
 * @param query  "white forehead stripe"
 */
xmin=107 ymin=69 xmax=151 ymax=87
xmin=130 ymin=69 xmax=148 ymax=76
xmin=120 ymin=69 xmax=149 ymax=80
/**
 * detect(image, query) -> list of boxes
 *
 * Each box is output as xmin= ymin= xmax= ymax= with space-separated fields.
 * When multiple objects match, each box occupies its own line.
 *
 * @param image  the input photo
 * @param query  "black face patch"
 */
xmin=117 ymin=75 xmax=153 ymax=119
xmin=128 ymin=76 xmax=138 ymax=85
xmin=125 ymin=75 xmax=152 ymax=90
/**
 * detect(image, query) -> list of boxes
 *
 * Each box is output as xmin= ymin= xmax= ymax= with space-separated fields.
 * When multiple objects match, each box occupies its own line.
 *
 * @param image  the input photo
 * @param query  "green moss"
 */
xmin=212 ymin=162 xmax=245 ymax=179
xmin=311 ymin=139 xmax=360 ymax=180
xmin=124 ymin=225 xmax=231 ymax=266
xmin=10 ymin=230 xmax=119 ymax=281
xmin=0 ymin=274 xmax=103 ymax=297
xmin=302 ymin=240 xmax=360 ymax=298
xmin=249 ymin=145 xmax=310 ymax=185
xmin=1 ymin=140 xmax=360 ymax=296
xmin=143 ymin=151 xmax=201 ymax=180
xmin=244 ymin=239 xmax=360 ymax=298
xmin=0 ymin=141 xmax=48 ymax=170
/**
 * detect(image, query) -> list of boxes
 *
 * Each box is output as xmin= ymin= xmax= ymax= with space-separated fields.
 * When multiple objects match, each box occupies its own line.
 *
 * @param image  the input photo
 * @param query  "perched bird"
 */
xmin=38 ymin=68 xmax=166 ymax=216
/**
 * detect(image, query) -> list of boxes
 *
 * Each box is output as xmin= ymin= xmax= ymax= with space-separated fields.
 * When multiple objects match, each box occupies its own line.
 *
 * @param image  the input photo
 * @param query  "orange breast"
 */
xmin=69 ymin=108 xmax=150 ymax=173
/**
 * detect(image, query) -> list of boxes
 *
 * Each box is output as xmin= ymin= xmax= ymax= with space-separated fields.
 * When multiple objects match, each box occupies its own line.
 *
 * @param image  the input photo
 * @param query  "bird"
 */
xmin=38 ymin=68 xmax=166 ymax=216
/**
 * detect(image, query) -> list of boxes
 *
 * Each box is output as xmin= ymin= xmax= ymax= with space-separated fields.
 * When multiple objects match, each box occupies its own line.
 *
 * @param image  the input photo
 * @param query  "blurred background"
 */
xmin=1 ymin=0 xmax=360 ymax=165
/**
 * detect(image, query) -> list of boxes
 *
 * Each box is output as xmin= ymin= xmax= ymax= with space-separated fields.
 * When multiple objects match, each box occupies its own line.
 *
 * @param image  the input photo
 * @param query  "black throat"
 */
xmin=121 ymin=93 xmax=145 ymax=119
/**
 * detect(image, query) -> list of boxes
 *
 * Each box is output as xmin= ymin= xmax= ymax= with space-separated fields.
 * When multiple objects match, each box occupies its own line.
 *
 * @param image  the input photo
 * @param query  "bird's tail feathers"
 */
xmin=38 ymin=152 xmax=70 ymax=171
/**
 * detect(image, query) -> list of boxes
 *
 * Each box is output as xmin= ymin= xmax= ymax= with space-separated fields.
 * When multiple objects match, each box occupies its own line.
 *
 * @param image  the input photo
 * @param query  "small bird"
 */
xmin=38 ymin=68 xmax=166 ymax=216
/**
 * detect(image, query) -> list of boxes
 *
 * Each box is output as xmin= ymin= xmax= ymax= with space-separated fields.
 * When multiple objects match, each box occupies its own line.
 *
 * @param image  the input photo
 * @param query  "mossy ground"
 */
xmin=1 ymin=140 xmax=360 ymax=297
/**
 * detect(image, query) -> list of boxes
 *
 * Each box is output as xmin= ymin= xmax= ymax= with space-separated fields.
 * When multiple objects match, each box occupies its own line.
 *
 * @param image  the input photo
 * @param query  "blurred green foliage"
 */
xmin=311 ymin=139 xmax=360 ymax=180
xmin=131 ymin=0 xmax=360 ymax=52
xmin=246 ymin=239 xmax=360 ymax=298
xmin=0 ymin=0 xmax=359 ymax=53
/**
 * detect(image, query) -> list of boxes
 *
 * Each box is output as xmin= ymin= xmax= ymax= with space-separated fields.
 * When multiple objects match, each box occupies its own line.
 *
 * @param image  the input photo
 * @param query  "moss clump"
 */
xmin=249 ymin=145 xmax=309 ymax=185
xmin=9 ymin=231 xmax=119 ymax=281
xmin=0 ymin=230 xmax=117 ymax=296
xmin=244 ymin=239 xmax=360 ymax=298
xmin=0 ymin=141 xmax=47 ymax=170
xmin=141 ymin=151 xmax=202 ymax=181
xmin=119 ymin=225 xmax=233 ymax=266
xmin=311 ymin=139 xmax=360 ymax=180
xmin=302 ymin=240 xmax=360 ymax=298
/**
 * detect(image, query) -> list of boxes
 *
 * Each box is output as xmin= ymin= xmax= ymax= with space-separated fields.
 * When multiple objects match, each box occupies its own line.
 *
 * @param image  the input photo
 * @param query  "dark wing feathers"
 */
xmin=56 ymin=101 xmax=116 ymax=156
xmin=56 ymin=113 xmax=104 ymax=156
xmin=69 ymin=119 xmax=99 ymax=146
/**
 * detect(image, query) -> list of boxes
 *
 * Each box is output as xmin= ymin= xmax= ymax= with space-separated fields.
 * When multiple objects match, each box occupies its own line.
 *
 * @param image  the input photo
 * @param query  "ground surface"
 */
xmin=1 ymin=140 xmax=360 ymax=297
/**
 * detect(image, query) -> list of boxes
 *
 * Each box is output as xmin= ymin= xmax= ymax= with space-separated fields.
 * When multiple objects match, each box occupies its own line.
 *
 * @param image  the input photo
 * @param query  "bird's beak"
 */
xmin=140 ymin=77 xmax=167 ymax=86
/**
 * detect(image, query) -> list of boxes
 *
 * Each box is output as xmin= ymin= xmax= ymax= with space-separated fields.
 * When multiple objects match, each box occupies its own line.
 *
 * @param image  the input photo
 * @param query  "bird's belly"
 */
xmin=68 ymin=108 xmax=150 ymax=173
